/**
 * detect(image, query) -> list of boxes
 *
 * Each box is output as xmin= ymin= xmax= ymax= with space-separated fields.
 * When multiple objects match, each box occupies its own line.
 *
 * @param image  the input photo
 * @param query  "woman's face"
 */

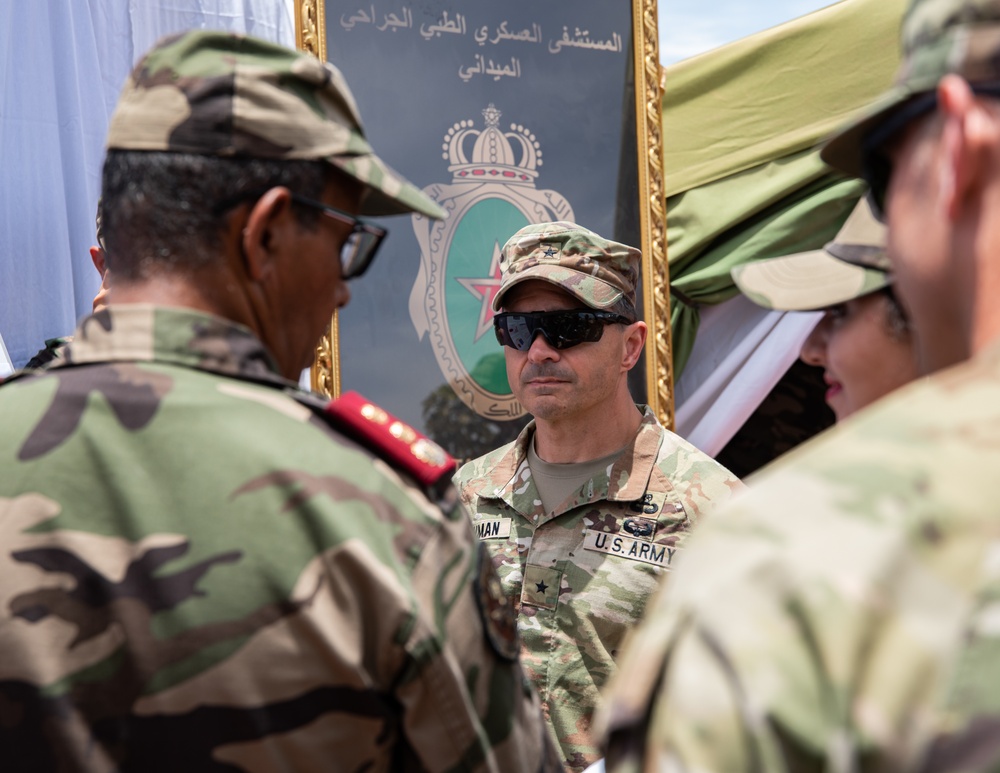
xmin=800 ymin=292 xmax=920 ymax=422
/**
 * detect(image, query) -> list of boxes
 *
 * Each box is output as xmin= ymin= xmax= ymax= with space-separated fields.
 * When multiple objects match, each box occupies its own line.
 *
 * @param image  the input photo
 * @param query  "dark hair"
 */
xmin=880 ymin=285 xmax=910 ymax=340
xmin=101 ymin=151 xmax=329 ymax=280
xmin=607 ymin=294 xmax=638 ymax=323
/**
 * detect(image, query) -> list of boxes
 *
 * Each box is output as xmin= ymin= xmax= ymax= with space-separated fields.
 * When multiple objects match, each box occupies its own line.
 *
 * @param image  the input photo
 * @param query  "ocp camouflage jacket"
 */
xmin=454 ymin=408 xmax=743 ymax=771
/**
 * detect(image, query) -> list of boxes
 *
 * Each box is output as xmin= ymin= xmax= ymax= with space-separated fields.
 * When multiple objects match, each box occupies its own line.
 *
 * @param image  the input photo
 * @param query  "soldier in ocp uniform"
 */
xmin=0 ymin=30 xmax=559 ymax=772
xmin=598 ymin=1 xmax=1000 ymax=771
xmin=454 ymin=222 xmax=743 ymax=771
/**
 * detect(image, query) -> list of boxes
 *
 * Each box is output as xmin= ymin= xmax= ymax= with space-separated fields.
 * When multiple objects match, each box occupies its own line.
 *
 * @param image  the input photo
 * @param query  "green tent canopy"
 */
xmin=662 ymin=0 xmax=906 ymax=376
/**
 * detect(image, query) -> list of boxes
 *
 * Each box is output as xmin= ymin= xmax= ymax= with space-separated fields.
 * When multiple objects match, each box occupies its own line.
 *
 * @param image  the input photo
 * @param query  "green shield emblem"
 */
xmin=411 ymin=104 xmax=574 ymax=420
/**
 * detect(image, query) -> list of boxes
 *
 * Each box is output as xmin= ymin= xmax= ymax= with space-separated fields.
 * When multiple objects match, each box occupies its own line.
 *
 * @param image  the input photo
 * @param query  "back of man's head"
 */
xmin=100 ymin=30 xmax=444 ymax=279
xmin=820 ymin=0 xmax=1000 ymax=373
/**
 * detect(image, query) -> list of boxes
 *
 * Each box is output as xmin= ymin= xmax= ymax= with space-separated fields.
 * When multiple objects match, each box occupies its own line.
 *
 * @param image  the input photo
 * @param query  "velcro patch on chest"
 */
xmin=521 ymin=564 xmax=561 ymax=610
xmin=583 ymin=529 xmax=677 ymax=568
xmin=474 ymin=517 xmax=512 ymax=540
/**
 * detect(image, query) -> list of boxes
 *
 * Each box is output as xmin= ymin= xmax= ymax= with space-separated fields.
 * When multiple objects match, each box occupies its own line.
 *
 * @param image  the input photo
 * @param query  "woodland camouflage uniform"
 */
xmin=0 ymin=30 xmax=557 ymax=772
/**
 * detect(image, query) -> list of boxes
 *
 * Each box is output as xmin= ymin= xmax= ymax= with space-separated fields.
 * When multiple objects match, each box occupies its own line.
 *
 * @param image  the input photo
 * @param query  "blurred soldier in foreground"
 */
xmin=599 ymin=1 xmax=1000 ymax=771
xmin=455 ymin=222 xmax=742 ymax=771
xmin=733 ymin=196 xmax=920 ymax=422
xmin=0 ymin=31 xmax=557 ymax=772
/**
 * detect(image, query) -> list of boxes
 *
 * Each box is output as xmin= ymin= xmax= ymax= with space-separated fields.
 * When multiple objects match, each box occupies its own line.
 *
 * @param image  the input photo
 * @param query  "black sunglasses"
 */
xmin=861 ymin=84 xmax=1000 ymax=222
xmin=860 ymin=92 xmax=939 ymax=222
xmin=493 ymin=309 xmax=632 ymax=351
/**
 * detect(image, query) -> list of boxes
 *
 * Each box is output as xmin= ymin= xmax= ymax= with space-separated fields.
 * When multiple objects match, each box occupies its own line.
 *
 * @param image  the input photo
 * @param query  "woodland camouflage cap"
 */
xmin=106 ymin=30 xmax=446 ymax=219
xmin=493 ymin=222 xmax=640 ymax=315
xmin=732 ymin=197 xmax=892 ymax=311
xmin=823 ymin=0 xmax=1000 ymax=175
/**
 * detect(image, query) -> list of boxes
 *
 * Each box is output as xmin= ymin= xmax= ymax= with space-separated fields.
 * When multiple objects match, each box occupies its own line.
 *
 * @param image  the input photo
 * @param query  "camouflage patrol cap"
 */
xmin=823 ymin=0 xmax=1000 ymax=176
xmin=492 ymin=222 xmax=640 ymax=316
xmin=106 ymin=30 xmax=445 ymax=219
xmin=731 ymin=197 xmax=891 ymax=311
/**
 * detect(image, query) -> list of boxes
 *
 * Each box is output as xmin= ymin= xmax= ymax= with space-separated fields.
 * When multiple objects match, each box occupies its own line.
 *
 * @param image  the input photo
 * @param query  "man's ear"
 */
xmin=622 ymin=320 xmax=647 ymax=370
xmin=89 ymin=245 xmax=106 ymax=276
xmin=937 ymin=74 xmax=991 ymax=221
xmin=241 ymin=187 xmax=294 ymax=281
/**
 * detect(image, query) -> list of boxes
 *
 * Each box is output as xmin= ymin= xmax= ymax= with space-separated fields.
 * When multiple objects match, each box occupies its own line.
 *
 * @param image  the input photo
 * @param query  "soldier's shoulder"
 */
xmin=454 ymin=439 xmax=518 ymax=490
xmin=655 ymin=425 xmax=733 ymax=467
xmin=754 ymin=352 xmax=1000 ymax=497
xmin=294 ymin=390 xmax=457 ymax=501
xmin=649 ymin=423 xmax=744 ymax=496
xmin=22 ymin=337 xmax=72 ymax=371
xmin=686 ymin=356 xmax=1000 ymax=567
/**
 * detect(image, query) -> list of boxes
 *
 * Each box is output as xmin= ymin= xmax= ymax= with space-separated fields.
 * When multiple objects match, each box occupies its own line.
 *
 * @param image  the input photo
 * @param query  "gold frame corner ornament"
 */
xmin=298 ymin=0 xmax=674 ymax=429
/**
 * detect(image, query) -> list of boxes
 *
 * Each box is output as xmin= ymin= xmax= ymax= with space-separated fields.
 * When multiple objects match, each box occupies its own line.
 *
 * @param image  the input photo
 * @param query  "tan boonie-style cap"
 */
xmin=823 ymin=0 xmax=1000 ymax=176
xmin=493 ymin=222 xmax=640 ymax=315
xmin=106 ymin=30 xmax=445 ymax=219
xmin=731 ymin=197 xmax=891 ymax=311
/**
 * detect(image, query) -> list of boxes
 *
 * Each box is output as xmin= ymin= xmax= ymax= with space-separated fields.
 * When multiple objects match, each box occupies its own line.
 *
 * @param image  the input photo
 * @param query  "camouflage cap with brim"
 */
xmin=822 ymin=0 xmax=1000 ymax=176
xmin=731 ymin=197 xmax=892 ymax=311
xmin=106 ymin=30 xmax=445 ymax=219
xmin=492 ymin=222 xmax=640 ymax=315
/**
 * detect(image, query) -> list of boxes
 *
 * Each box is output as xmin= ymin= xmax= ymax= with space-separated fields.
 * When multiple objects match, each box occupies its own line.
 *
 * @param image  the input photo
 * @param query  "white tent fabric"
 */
xmin=0 ymin=334 xmax=12 ymax=379
xmin=0 ymin=0 xmax=295 ymax=370
xmin=675 ymin=299 xmax=822 ymax=456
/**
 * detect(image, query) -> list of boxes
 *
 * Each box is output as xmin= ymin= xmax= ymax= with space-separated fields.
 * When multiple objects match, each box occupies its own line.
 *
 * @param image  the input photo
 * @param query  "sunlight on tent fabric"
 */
xmin=663 ymin=0 xmax=907 ymax=197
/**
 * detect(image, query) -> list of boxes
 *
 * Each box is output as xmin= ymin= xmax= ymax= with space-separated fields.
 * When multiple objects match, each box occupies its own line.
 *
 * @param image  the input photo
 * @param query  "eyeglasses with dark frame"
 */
xmin=287 ymin=193 xmax=387 ymax=280
xmin=493 ymin=309 xmax=633 ymax=351
xmin=860 ymin=92 xmax=939 ymax=223
xmin=211 ymin=189 xmax=388 ymax=280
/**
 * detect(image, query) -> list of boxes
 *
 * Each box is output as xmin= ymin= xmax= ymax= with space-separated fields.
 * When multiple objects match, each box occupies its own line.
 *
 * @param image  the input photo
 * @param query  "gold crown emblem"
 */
xmin=443 ymin=104 xmax=541 ymax=185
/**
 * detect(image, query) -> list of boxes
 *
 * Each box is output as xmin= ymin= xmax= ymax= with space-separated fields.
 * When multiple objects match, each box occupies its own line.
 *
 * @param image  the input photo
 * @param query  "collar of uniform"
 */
xmin=603 ymin=406 xmax=664 ymax=503
xmin=473 ymin=419 xmax=543 ymax=517
xmin=57 ymin=305 xmax=287 ymax=385
xmin=472 ymin=406 xmax=662 ymax=514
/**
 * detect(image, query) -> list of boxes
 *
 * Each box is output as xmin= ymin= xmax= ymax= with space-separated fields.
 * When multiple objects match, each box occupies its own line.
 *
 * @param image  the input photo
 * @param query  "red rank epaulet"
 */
xmin=324 ymin=391 xmax=456 ymax=491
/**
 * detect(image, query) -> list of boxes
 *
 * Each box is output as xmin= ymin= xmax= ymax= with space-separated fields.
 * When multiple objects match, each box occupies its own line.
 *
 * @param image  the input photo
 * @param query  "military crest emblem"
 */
xmin=410 ymin=104 xmax=574 ymax=420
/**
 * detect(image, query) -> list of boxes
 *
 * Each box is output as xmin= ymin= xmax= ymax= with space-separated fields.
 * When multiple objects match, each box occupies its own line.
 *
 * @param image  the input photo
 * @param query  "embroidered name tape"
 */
xmin=475 ymin=517 xmax=512 ymax=540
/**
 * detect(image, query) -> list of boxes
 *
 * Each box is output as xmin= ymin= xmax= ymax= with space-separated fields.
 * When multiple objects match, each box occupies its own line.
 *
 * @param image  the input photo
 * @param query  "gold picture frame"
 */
xmin=296 ymin=0 xmax=673 ymax=442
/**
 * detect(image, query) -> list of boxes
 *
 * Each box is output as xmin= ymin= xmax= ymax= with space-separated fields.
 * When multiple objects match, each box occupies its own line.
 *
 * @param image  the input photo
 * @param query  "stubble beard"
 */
xmin=517 ymin=363 xmax=577 ymax=422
